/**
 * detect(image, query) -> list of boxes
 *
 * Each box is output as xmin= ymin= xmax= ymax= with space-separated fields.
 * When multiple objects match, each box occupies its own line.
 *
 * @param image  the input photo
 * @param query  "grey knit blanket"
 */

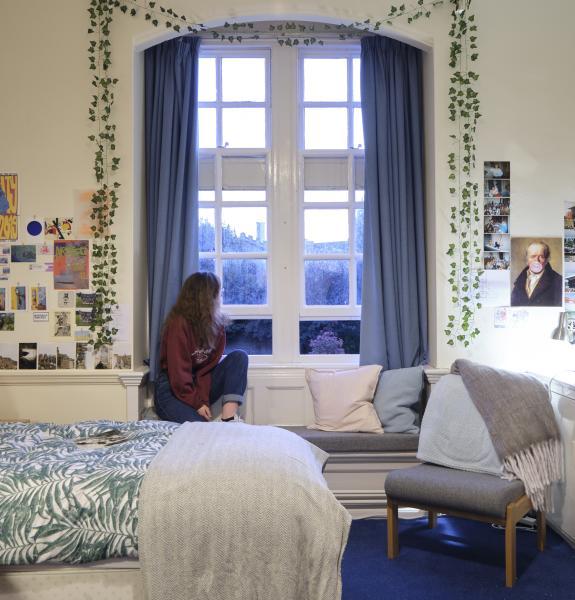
xmin=451 ymin=359 xmax=563 ymax=511
xmin=138 ymin=422 xmax=351 ymax=600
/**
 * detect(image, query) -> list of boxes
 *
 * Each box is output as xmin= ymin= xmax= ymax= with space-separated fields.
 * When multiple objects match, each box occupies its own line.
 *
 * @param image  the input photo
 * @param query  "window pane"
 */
xmin=222 ymin=207 xmax=267 ymax=252
xmin=355 ymin=190 xmax=364 ymax=203
xmin=304 ymin=191 xmax=348 ymax=203
xmin=199 ymin=208 xmax=215 ymax=252
xmin=305 ymin=108 xmax=347 ymax=149
xmin=304 ymin=59 xmax=347 ymax=102
xmin=199 ymin=108 xmax=216 ymax=148
xmin=222 ymin=108 xmax=266 ymax=148
xmin=299 ymin=320 xmax=360 ymax=354
xmin=222 ymin=156 xmax=266 ymax=189
xmin=354 ymin=157 xmax=365 ymax=191
xmin=353 ymin=58 xmax=361 ymax=102
xmin=199 ymin=190 xmax=215 ymax=202
xmin=223 ymin=259 xmax=267 ymax=304
xmin=199 ymin=156 xmax=215 ymax=190
xmin=304 ymin=260 xmax=349 ymax=305
xmin=353 ymin=108 xmax=364 ymax=149
xmin=222 ymin=191 xmax=266 ymax=202
xmin=304 ymin=156 xmax=348 ymax=190
xmin=304 ymin=209 xmax=348 ymax=254
xmin=356 ymin=257 xmax=362 ymax=305
xmin=355 ymin=208 xmax=364 ymax=253
xmin=199 ymin=258 xmax=215 ymax=273
xmin=198 ymin=58 xmax=216 ymax=102
xmin=225 ymin=319 xmax=272 ymax=355
xmin=222 ymin=58 xmax=266 ymax=102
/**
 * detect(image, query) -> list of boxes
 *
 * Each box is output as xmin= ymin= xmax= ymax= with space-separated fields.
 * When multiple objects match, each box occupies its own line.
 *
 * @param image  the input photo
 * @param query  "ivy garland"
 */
xmin=87 ymin=0 xmax=480 ymax=348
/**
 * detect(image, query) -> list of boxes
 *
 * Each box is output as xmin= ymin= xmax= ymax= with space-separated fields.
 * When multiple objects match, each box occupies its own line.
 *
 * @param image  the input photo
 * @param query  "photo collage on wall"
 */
xmin=0 ymin=176 xmax=132 ymax=369
xmin=564 ymin=201 xmax=575 ymax=341
xmin=483 ymin=161 xmax=511 ymax=271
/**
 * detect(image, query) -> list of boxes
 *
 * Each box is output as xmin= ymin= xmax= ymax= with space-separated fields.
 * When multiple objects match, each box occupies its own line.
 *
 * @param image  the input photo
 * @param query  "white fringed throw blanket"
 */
xmin=451 ymin=359 xmax=563 ymax=511
xmin=138 ymin=422 xmax=351 ymax=600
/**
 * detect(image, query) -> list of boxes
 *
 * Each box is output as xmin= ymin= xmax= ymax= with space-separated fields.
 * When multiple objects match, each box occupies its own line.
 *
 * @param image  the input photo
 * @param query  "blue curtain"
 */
xmin=145 ymin=36 xmax=200 ymax=381
xmin=359 ymin=35 xmax=428 ymax=369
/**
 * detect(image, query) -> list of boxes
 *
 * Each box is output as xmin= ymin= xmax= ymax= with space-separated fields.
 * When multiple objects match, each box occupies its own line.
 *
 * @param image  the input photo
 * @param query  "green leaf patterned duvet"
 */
xmin=0 ymin=420 xmax=179 ymax=566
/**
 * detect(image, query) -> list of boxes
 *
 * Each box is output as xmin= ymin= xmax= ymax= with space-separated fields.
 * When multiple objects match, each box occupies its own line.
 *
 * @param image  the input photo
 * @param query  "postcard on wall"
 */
xmin=0 ymin=344 xmax=18 ymax=369
xmin=0 ymin=173 xmax=18 ymax=241
xmin=510 ymin=237 xmax=563 ymax=307
xmin=58 ymin=291 xmax=75 ymax=307
xmin=0 ymin=312 xmax=15 ymax=331
xmin=112 ymin=343 xmax=132 ymax=370
xmin=76 ymin=309 xmax=95 ymax=326
xmin=565 ymin=263 xmax=575 ymax=294
xmin=74 ymin=328 xmax=93 ymax=343
xmin=19 ymin=342 xmax=37 ymax=370
xmin=493 ymin=307 xmax=508 ymax=328
xmin=565 ymin=201 xmax=575 ymax=231
xmin=53 ymin=240 xmax=89 ymax=290
xmin=94 ymin=344 xmax=112 ymax=369
xmin=25 ymin=219 xmax=43 ymax=240
xmin=76 ymin=292 xmax=98 ymax=308
xmin=11 ymin=244 xmax=36 ymax=263
xmin=110 ymin=304 xmax=130 ymax=342
xmin=0 ymin=266 xmax=9 ymax=280
xmin=38 ymin=343 xmax=57 ymax=370
xmin=565 ymin=230 xmax=575 ymax=263
xmin=53 ymin=311 xmax=72 ymax=337
xmin=0 ymin=288 xmax=4 ymax=311
xmin=44 ymin=217 xmax=73 ymax=240
xmin=76 ymin=342 xmax=94 ymax=369
xmin=74 ymin=190 xmax=96 ymax=239
xmin=57 ymin=343 xmax=76 ymax=369
xmin=483 ymin=161 xmax=510 ymax=179
xmin=31 ymin=286 xmax=47 ymax=311
xmin=11 ymin=286 xmax=26 ymax=310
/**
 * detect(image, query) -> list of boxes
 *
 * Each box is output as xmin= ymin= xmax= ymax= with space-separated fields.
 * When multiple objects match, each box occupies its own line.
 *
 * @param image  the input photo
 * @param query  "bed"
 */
xmin=0 ymin=420 xmax=351 ymax=600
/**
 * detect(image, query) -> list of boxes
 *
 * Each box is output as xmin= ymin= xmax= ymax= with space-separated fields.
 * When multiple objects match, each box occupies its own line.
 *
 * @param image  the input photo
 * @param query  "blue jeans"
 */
xmin=154 ymin=350 xmax=248 ymax=423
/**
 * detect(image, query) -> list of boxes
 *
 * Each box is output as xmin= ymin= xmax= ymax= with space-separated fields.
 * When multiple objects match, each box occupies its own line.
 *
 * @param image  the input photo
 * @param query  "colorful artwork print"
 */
xmin=0 ymin=288 xmax=4 ymax=311
xmin=19 ymin=343 xmax=38 ymax=370
xmin=74 ymin=190 xmax=96 ymax=238
xmin=11 ymin=245 xmax=37 ymax=263
xmin=53 ymin=240 xmax=89 ymax=289
xmin=11 ymin=286 xmax=26 ymax=310
xmin=31 ymin=286 xmax=47 ymax=311
xmin=44 ymin=217 xmax=73 ymax=240
xmin=0 ymin=174 xmax=18 ymax=241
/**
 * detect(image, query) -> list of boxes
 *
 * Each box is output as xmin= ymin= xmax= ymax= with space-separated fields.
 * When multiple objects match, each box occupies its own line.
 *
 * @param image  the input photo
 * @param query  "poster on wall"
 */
xmin=0 ymin=173 xmax=18 ymax=241
xmin=510 ymin=237 xmax=563 ymax=307
xmin=45 ymin=217 xmax=73 ymax=240
xmin=483 ymin=161 xmax=511 ymax=272
xmin=11 ymin=245 xmax=36 ymax=263
xmin=53 ymin=240 xmax=89 ymax=289
xmin=11 ymin=286 xmax=26 ymax=310
xmin=31 ymin=286 xmax=47 ymax=311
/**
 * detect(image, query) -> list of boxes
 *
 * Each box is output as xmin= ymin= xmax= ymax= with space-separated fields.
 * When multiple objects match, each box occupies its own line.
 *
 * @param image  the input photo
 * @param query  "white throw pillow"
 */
xmin=306 ymin=365 xmax=384 ymax=433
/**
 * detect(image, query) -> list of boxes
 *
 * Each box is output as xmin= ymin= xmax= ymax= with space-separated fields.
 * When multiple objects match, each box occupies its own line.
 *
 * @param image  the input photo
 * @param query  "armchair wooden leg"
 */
xmin=505 ymin=516 xmax=517 ymax=588
xmin=387 ymin=500 xmax=399 ymax=559
xmin=536 ymin=511 xmax=546 ymax=551
xmin=428 ymin=510 xmax=437 ymax=529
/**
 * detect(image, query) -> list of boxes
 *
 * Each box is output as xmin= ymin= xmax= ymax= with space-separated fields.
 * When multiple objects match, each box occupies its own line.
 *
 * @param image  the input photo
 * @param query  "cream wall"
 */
xmin=0 ymin=0 xmax=574 ymax=421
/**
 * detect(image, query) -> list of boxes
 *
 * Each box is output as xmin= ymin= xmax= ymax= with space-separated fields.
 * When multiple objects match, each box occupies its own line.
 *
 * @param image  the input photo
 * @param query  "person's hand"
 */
xmin=197 ymin=405 xmax=212 ymax=421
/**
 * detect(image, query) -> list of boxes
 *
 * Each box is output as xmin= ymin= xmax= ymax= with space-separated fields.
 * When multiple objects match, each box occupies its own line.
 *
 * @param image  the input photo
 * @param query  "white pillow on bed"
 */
xmin=306 ymin=365 xmax=383 ymax=433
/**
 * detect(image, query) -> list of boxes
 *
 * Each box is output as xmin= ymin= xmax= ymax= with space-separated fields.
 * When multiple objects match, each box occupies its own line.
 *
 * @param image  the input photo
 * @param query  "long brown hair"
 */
xmin=163 ymin=272 xmax=228 ymax=348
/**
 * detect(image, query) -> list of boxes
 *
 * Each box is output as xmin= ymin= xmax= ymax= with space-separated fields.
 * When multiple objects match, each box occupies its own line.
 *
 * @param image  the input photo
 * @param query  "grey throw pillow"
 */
xmin=373 ymin=366 xmax=424 ymax=433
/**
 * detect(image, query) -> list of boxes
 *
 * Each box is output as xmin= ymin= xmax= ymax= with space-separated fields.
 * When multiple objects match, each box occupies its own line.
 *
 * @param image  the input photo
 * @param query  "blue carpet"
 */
xmin=342 ymin=516 xmax=575 ymax=599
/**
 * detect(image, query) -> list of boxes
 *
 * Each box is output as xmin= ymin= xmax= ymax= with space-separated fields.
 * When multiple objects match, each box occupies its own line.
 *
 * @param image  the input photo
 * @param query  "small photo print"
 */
xmin=74 ymin=328 xmax=93 ymax=343
xmin=38 ymin=343 xmax=57 ymax=370
xmin=19 ymin=342 xmax=37 ymax=370
xmin=484 ymin=234 xmax=510 ymax=253
xmin=483 ymin=161 xmax=510 ymax=179
xmin=76 ymin=342 xmax=93 ymax=369
xmin=566 ymin=312 xmax=575 ymax=344
xmin=54 ymin=311 xmax=72 ymax=337
xmin=484 ymin=251 xmax=510 ymax=271
xmin=57 ymin=291 xmax=75 ymax=307
xmin=94 ymin=345 xmax=112 ymax=369
xmin=484 ymin=216 xmax=509 ymax=234
xmin=76 ymin=309 xmax=95 ymax=326
xmin=565 ymin=264 xmax=575 ymax=293
xmin=0 ymin=344 xmax=18 ymax=369
xmin=484 ymin=198 xmax=510 ymax=216
xmin=30 ymin=286 xmax=47 ymax=311
xmin=76 ymin=292 xmax=98 ymax=308
xmin=56 ymin=343 xmax=76 ymax=369
xmin=0 ymin=288 xmax=4 ymax=311
xmin=44 ymin=217 xmax=73 ymax=240
xmin=11 ymin=245 xmax=37 ymax=263
xmin=565 ymin=202 xmax=575 ymax=230
xmin=565 ymin=230 xmax=575 ymax=259
xmin=485 ymin=179 xmax=510 ymax=198
xmin=0 ymin=312 xmax=15 ymax=331
xmin=113 ymin=343 xmax=132 ymax=369
xmin=11 ymin=286 xmax=26 ymax=310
